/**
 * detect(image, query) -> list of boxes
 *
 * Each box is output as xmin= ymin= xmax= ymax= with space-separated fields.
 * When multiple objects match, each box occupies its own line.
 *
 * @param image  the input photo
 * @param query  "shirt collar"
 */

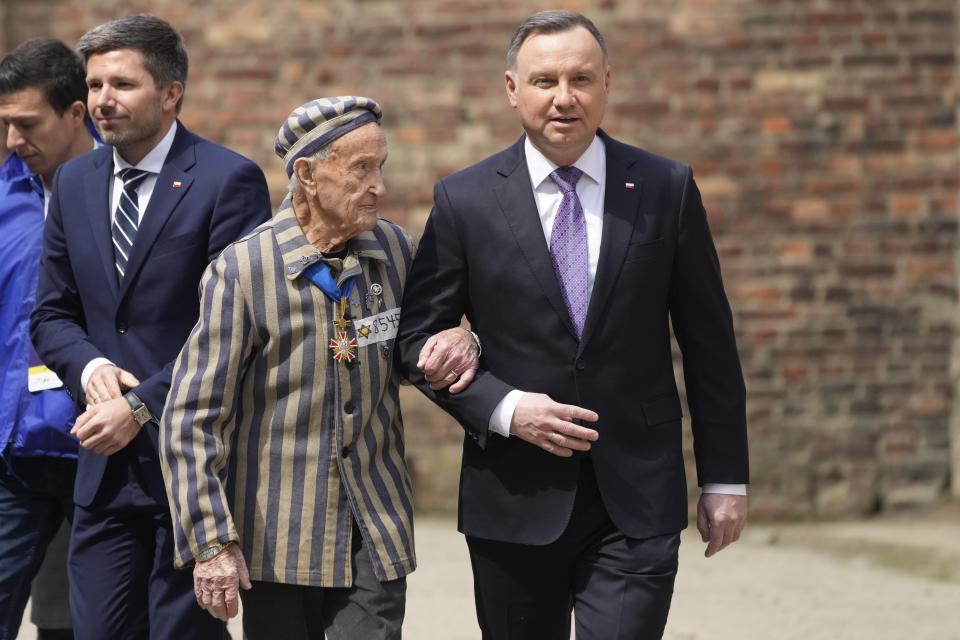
xmin=524 ymin=134 xmax=605 ymax=190
xmin=112 ymin=120 xmax=178 ymax=176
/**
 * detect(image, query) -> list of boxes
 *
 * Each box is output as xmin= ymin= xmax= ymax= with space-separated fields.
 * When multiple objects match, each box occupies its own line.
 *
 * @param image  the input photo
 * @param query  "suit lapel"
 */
xmin=119 ymin=125 xmax=196 ymax=301
xmin=84 ymin=150 xmax=120 ymax=298
xmin=579 ymin=132 xmax=643 ymax=351
xmin=493 ymin=138 xmax=578 ymax=339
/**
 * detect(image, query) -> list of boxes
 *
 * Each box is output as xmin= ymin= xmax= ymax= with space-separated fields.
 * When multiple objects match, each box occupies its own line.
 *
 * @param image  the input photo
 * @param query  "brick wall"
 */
xmin=4 ymin=0 xmax=957 ymax=517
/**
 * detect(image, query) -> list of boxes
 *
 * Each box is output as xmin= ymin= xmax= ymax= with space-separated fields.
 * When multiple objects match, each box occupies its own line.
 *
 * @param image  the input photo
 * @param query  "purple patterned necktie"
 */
xmin=549 ymin=166 xmax=590 ymax=339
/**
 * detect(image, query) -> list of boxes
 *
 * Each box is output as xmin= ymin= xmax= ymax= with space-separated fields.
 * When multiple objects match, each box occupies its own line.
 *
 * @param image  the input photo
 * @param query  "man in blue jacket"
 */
xmin=0 ymin=38 xmax=99 ymax=640
xmin=30 ymin=15 xmax=272 ymax=639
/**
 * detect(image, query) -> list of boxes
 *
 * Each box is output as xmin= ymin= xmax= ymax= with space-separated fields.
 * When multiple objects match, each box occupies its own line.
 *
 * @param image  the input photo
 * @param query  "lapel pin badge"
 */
xmin=625 ymin=182 xmax=635 ymax=189
xmin=172 ymin=181 xmax=182 ymax=188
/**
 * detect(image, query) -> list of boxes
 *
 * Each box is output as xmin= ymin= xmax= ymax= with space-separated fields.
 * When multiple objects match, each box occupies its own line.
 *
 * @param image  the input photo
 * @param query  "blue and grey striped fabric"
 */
xmin=274 ymin=96 xmax=382 ymax=177
xmin=160 ymin=199 xmax=416 ymax=586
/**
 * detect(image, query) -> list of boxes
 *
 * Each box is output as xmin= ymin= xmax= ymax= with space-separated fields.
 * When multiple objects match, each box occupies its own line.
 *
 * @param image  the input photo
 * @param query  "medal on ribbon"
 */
xmin=301 ymin=259 xmax=359 ymax=364
xmin=330 ymin=330 xmax=358 ymax=362
xmin=329 ymin=296 xmax=357 ymax=362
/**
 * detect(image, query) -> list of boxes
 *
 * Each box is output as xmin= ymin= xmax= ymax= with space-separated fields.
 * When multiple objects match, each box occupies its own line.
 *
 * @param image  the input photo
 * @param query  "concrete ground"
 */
xmin=18 ymin=503 xmax=960 ymax=639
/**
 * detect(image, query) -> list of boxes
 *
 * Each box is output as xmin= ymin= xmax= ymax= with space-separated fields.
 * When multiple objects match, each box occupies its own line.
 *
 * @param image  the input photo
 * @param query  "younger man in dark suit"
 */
xmin=30 ymin=15 xmax=270 ymax=639
xmin=398 ymin=10 xmax=749 ymax=640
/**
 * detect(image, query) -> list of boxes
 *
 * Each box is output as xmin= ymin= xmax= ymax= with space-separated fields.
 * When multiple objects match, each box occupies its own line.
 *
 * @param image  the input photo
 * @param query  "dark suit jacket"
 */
xmin=397 ymin=130 xmax=748 ymax=545
xmin=31 ymin=123 xmax=271 ymax=507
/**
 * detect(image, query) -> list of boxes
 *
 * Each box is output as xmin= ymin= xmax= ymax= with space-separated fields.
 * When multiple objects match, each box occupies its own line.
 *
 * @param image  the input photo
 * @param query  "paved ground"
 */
xmin=18 ymin=502 xmax=960 ymax=639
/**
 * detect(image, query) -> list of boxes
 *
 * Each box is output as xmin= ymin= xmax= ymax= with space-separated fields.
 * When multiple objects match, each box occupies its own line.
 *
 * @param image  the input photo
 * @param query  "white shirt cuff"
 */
xmin=81 ymin=357 xmax=115 ymax=400
xmin=702 ymin=483 xmax=747 ymax=496
xmin=488 ymin=390 xmax=525 ymax=438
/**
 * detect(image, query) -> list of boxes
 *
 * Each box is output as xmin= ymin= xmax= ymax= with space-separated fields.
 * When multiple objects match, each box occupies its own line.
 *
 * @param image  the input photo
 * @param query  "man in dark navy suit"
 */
xmin=31 ymin=15 xmax=270 ymax=639
xmin=398 ymin=10 xmax=749 ymax=640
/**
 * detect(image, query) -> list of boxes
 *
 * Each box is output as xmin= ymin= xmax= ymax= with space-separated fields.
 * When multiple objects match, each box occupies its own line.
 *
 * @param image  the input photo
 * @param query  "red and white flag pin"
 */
xmin=625 ymin=182 xmax=635 ymax=189
xmin=172 ymin=181 xmax=182 ymax=188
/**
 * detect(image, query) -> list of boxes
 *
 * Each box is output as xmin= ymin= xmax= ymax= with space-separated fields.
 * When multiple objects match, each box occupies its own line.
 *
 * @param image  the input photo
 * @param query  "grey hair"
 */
xmin=506 ymin=10 xmax=608 ymax=71
xmin=77 ymin=14 xmax=188 ymax=112
xmin=287 ymin=144 xmax=333 ymax=193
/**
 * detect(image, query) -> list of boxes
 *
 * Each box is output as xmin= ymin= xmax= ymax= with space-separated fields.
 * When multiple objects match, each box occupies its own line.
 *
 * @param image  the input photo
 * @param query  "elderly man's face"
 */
xmin=506 ymin=26 xmax=609 ymax=167
xmin=311 ymin=122 xmax=387 ymax=237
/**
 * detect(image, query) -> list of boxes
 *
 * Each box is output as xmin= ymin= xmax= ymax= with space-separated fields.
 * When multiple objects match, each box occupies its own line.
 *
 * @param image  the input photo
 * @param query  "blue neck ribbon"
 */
xmin=302 ymin=261 xmax=356 ymax=302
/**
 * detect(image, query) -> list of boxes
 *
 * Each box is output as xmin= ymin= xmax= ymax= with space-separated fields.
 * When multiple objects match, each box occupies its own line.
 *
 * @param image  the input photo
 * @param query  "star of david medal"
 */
xmin=330 ymin=297 xmax=357 ymax=362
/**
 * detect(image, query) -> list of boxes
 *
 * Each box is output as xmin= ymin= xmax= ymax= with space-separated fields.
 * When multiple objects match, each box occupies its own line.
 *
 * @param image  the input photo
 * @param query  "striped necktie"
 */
xmin=112 ymin=168 xmax=149 ymax=282
xmin=549 ymin=166 xmax=590 ymax=339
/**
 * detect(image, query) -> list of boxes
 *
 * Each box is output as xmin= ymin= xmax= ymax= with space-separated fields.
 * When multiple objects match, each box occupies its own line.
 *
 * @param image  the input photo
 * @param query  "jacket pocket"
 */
xmin=151 ymin=233 xmax=201 ymax=258
xmin=624 ymin=237 xmax=665 ymax=263
xmin=641 ymin=394 xmax=682 ymax=426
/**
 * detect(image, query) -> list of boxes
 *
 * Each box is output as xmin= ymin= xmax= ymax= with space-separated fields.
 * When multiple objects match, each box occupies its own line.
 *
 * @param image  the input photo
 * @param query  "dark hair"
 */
xmin=77 ymin=14 xmax=188 ymax=111
xmin=0 ymin=37 xmax=89 ymax=117
xmin=506 ymin=10 xmax=608 ymax=70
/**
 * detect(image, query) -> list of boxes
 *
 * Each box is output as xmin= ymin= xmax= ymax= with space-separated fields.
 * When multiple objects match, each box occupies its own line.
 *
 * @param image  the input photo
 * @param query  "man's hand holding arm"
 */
xmin=417 ymin=327 xmax=481 ymax=393
xmin=72 ymin=363 xmax=146 ymax=455
xmin=83 ymin=362 xmax=140 ymax=405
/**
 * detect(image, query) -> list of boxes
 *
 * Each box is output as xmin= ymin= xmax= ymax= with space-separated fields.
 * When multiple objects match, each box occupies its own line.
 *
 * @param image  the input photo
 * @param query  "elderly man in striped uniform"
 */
xmin=159 ymin=97 xmax=478 ymax=639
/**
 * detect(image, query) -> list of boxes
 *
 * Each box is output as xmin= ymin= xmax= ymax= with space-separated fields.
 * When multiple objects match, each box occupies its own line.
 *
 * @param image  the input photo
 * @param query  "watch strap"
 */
xmin=197 ymin=542 xmax=226 ymax=562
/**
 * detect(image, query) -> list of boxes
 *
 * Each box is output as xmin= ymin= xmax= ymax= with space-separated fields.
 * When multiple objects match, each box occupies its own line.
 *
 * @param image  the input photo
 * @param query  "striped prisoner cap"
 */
xmin=275 ymin=96 xmax=382 ymax=177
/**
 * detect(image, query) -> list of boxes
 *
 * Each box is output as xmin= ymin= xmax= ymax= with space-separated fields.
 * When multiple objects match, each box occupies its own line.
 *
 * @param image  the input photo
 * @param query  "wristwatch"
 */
xmin=123 ymin=391 xmax=155 ymax=427
xmin=197 ymin=542 xmax=226 ymax=562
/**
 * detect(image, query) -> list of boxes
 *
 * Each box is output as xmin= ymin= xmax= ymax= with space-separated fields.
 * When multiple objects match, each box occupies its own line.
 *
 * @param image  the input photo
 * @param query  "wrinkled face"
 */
xmin=506 ymin=26 xmax=609 ymax=166
xmin=310 ymin=122 xmax=388 ymax=238
xmin=85 ymin=48 xmax=179 ymax=163
xmin=0 ymin=87 xmax=82 ymax=183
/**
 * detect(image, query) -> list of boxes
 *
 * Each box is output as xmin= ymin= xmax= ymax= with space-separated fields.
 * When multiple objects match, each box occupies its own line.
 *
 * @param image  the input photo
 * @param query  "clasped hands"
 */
xmin=73 ymin=364 xmax=142 ymax=455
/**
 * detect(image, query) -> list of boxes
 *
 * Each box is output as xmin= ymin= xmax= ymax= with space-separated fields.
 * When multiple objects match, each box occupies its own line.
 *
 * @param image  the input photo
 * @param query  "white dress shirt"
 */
xmin=80 ymin=122 xmax=179 ymax=397
xmin=485 ymin=135 xmax=745 ymax=496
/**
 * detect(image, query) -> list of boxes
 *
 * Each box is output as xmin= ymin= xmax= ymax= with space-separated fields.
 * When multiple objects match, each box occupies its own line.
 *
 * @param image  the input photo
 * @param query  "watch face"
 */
xmin=132 ymin=404 xmax=152 ymax=426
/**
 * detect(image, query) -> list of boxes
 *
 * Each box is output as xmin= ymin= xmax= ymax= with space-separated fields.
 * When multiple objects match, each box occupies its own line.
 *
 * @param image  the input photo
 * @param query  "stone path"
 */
xmin=19 ymin=507 xmax=960 ymax=639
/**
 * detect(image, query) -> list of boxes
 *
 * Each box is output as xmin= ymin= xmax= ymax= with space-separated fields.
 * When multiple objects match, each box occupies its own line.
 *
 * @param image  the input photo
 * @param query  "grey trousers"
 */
xmin=239 ymin=527 xmax=406 ymax=640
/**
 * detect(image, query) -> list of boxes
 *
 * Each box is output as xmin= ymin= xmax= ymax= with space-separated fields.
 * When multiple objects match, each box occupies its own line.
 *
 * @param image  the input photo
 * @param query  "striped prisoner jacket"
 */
xmin=160 ymin=198 xmax=416 ymax=586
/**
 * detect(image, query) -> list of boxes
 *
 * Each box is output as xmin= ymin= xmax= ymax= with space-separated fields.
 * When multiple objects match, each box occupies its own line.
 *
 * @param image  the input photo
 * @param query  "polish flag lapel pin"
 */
xmin=172 ymin=181 xmax=182 ymax=188
xmin=625 ymin=182 xmax=635 ymax=189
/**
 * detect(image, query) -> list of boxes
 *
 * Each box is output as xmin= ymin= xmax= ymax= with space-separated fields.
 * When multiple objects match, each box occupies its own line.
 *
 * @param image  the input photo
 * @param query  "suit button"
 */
xmin=117 ymin=322 xmax=128 ymax=334
xmin=343 ymin=401 xmax=355 ymax=414
xmin=342 ymin=446 xmax=351 ymax=458
xmin=575 ymin=359 xmax=585 ymax=371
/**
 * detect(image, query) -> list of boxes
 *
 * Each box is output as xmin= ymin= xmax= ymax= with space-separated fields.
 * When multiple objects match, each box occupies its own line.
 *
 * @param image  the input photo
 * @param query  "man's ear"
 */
xmin=68 ymin=99 xmax=87 ymax=124
xmin=505 ymin=70 xmax=519 ymax=108
xmin=160 ymin=81 xmax=184 ymax=114
xmin=293 ymin=156 xmax=314 ymax=192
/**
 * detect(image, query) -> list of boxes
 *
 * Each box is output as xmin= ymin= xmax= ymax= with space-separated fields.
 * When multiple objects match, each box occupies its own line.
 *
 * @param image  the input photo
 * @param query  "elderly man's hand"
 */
xmin=697 ymin=493 xmax=747 ymax=557
xmin=417 ymin=327 xmax=480 ymax=393
xmin=194 ymin=542 xmax=251 ymax=620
